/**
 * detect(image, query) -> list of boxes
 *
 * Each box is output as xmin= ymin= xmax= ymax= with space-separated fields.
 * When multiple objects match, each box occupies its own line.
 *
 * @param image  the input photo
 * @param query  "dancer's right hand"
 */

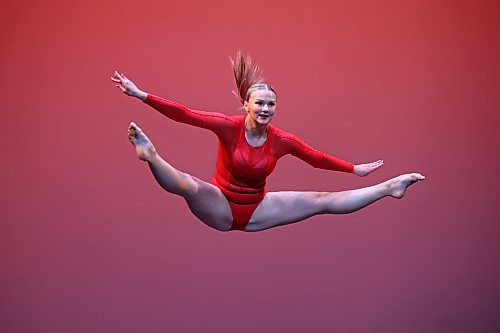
xmin=111 ymin=71 xmax=147 ymax=101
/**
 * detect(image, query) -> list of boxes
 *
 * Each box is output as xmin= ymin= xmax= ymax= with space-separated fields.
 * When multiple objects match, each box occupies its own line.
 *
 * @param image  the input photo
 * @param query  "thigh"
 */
xmin=183 ymin=175 xmax=233 ymax=231
xmin=244 ymin=191 xmax=329 ymax=232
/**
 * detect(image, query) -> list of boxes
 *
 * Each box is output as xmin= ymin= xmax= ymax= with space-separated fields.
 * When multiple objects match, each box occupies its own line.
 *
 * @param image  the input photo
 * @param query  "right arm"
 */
xmin=111 ymin=71 xmax=148 ymax=100
xmin=111 ymin=71 xmax=235 ymax=139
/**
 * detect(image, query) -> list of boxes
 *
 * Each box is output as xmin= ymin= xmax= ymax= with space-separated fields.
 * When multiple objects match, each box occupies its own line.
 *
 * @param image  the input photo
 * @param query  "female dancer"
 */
xmin=111 ymin=53 xmax=425 ymax=232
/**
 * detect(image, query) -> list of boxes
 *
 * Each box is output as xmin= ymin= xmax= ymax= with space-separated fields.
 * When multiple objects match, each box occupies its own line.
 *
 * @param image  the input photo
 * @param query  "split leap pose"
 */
xmin=111 ymin=53 xmax=425 ymax=232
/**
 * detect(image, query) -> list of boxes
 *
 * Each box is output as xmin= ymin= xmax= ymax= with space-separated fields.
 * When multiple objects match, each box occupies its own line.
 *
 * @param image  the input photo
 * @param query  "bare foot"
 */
xmin=388 ymin=173 xmax=426 ymax=199
xmin=128 ymin=122 xmax=157 ymax=161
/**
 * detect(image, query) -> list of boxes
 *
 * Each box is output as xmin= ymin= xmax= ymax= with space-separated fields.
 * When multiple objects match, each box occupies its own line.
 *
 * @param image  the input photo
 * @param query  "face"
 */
xmin=244 ymin=90 xmax=277 ymax=125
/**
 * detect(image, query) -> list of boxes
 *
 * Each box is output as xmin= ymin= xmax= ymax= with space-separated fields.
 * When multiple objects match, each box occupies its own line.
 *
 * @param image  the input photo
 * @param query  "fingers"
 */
xmin=366 ymin=160 xmax=383 ymax=170
xmin=111 ymin=71 xmax=123 ymax=83
xmin=357 ymin=160 xmax=384 ymax=176
xmin=117 ymin=71 xmax=127 ymax=79
xmin=112 ymin=70 xmax=126 ymax=81
xmin=112 ymin=70 xmax=129 ymax=93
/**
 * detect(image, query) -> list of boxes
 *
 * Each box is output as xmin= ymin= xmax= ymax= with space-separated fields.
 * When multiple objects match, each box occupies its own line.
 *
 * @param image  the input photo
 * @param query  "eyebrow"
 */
xmin=255 ymin=99 xmax=276 ymax=102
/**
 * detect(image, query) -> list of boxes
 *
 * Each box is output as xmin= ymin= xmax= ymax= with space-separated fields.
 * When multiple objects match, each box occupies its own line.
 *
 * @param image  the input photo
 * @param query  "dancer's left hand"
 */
xmin=353 ymin=160 xmax=384 ymax=177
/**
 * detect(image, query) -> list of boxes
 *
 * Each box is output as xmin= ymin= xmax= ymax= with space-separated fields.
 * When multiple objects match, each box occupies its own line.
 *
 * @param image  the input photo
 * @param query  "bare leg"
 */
xmin=244 ymin=173 xmax=425 ymax=232
xmin=128 ymin=122 xmax=233 ymax=231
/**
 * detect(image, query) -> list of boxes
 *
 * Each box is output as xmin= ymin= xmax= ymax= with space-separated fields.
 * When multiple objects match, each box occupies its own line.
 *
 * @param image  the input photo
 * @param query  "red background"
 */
xmin=1 ymin=0 xmax=499 ymax=332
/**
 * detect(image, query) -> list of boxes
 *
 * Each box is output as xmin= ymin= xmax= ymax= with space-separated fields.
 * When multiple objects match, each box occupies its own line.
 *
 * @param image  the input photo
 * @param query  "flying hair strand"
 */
xmin=229 ymin=51 xmax=264 ymax=104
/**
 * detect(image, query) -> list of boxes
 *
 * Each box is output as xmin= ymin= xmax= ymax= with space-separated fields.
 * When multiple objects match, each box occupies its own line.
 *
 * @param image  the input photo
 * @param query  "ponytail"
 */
xmin=230 ymin=51 xmax=276 ymax=105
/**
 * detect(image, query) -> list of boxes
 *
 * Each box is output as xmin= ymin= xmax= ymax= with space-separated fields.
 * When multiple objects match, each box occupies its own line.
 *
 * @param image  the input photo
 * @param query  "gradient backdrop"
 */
xmin=1 ymin=0 xmax=499 ymax=332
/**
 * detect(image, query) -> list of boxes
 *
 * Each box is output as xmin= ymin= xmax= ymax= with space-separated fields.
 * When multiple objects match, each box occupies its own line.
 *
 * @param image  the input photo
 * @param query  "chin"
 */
xmin=257 ymin=117 xmax=273 ymax=125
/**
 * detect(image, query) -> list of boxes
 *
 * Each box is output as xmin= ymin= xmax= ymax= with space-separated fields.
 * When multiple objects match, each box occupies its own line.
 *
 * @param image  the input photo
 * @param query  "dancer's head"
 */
xmin=244 ymin=89 xmax=276 ymax=125
xmin=230 ymin=51 xmax=277 ymax=125
xmin=230 ymin=51 xmax=276 ymax=105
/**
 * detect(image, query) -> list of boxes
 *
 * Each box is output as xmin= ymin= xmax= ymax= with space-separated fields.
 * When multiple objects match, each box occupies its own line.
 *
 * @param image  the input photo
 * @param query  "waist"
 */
xmin=211 ymin=177 xmax=265 ymax=205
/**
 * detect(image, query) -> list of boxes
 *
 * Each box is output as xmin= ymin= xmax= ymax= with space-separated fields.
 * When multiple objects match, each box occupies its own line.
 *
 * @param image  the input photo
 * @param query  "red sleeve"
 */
xmin=143 ymin=94 xmax=236 ymax=141
xmin=279 ymin=131 xmax=354 ymax=173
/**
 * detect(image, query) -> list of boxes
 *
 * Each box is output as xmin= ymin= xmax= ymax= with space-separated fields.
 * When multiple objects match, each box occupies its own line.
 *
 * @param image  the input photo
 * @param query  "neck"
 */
xmin=245 ymin=114 xmax=268 ymax=138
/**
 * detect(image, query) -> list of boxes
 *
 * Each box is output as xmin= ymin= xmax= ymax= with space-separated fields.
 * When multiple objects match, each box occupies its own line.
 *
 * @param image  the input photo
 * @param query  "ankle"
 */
xmin=379 ymin=181 xmax=392 ymax=196
xmin=146 ymin=150 xmax=160 ymax=162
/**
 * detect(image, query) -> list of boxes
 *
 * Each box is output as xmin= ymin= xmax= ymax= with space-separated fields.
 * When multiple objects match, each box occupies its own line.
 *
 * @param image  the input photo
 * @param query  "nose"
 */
xmin=262 ymin=104 xmax=269 ymax=111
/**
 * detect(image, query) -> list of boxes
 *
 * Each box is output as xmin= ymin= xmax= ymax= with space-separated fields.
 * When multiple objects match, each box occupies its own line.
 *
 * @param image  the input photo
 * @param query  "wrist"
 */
xmin=135 ymin=90 xmax=147 ymax=101
xmin=353 ymin=165 xmax=361 ymax=176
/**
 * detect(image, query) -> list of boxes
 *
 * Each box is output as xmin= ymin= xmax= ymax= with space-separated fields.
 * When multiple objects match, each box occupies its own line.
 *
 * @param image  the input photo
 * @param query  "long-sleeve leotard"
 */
xmin=144 ymin=94 xmax=354 ymax=204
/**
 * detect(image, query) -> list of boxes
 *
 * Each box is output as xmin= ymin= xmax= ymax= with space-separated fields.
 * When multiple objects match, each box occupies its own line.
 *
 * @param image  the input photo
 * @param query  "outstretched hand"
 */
xmin=110 ymin=71 xmax=147 ymax=100
xmin=353 ymin=160 xmax=384 ymax=177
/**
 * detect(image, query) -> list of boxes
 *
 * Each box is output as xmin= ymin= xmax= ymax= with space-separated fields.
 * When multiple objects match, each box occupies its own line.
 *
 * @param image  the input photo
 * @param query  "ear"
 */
xmin=243 ymin=100 xmax=249 ymax=113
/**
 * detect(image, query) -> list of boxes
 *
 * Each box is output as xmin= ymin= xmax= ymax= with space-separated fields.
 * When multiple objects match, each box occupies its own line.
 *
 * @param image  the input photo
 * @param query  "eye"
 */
xmin=256 ymin=101 xmax=263 ymax=105
xmin=269 ymin=102 xmax=276 ymax=107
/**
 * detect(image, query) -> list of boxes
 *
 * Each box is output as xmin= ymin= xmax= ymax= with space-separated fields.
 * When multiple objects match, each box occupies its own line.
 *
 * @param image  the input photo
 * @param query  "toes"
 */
xmin=412 ymin=173 xmax=425 ymax=180
xmin=127 ymin=123 xmax=138 ymax=139
xmin=128 ymin=128 xmax=137 ymax=140
xmin=407 ymin=173 xmax=425 ymax=184
xmin=128 ymin=122 xmax=143 ymax=135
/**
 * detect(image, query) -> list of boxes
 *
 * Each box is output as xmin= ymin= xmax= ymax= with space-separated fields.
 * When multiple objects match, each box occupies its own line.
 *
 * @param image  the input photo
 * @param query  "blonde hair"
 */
xmin=230 ymin=51 xmax=276 ymax=104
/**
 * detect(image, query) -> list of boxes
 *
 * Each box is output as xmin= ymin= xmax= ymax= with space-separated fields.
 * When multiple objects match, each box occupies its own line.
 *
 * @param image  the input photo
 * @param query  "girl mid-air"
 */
xmin=111 ymin=52 xmax=425 ymax=232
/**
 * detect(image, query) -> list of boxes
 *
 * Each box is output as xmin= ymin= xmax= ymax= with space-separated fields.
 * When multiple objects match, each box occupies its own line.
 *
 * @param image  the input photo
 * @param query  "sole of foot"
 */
xmin=128 ymin=122 xmax=156 ymax=161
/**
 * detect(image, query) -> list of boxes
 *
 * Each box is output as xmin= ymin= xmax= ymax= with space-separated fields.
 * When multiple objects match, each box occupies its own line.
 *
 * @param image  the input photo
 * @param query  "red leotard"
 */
xmin=144 ymin=94 xmax=354 ymax=230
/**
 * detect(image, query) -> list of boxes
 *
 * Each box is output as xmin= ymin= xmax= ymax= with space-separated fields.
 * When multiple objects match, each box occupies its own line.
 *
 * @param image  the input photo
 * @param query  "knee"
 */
xmin=178 ymin=174 xmax=201 ymax=197
xmin=312 ymin=191 xmax=333 ymax=202
xmin=311 ymin=192 xmax=336 ymax=214
xmin=313 ymin=192 xmax=331 ymax=200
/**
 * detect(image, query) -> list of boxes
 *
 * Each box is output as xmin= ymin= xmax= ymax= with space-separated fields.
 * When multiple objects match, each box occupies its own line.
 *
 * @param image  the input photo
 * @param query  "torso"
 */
xmin=211 ymin=116 xmax=280 ymax=205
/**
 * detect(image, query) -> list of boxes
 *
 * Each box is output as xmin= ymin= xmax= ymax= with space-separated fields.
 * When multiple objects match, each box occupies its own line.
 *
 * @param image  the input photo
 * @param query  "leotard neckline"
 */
xmin=242 ymin=121 xmax=271 ymax=149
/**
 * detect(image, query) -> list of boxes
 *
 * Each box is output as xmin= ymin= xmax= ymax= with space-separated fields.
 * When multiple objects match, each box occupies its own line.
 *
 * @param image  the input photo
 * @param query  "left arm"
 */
xmin=283 ymin=133 xmax=383 ymax=176
xmin=352 ymin=160 xmax=384 ymax=176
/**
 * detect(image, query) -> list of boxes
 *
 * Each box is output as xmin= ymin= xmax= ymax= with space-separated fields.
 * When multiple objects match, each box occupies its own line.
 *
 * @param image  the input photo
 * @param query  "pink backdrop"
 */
xmin=1 ymin=0 xmax=499 ymax=332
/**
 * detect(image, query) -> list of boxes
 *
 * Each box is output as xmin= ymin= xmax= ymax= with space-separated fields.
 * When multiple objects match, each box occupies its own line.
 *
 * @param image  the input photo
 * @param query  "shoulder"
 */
xmin=270 ymin=124 xmax=301 ymax=144
xmin=198 ymin=111 xmax=243 ymax=132
xmin=268 ymin=124 xmax=310 ymax=156
xmin=206 ymin=111 xmax=241 ymax=124
xmin=233 ymin=114 xmax=246 ymax=124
